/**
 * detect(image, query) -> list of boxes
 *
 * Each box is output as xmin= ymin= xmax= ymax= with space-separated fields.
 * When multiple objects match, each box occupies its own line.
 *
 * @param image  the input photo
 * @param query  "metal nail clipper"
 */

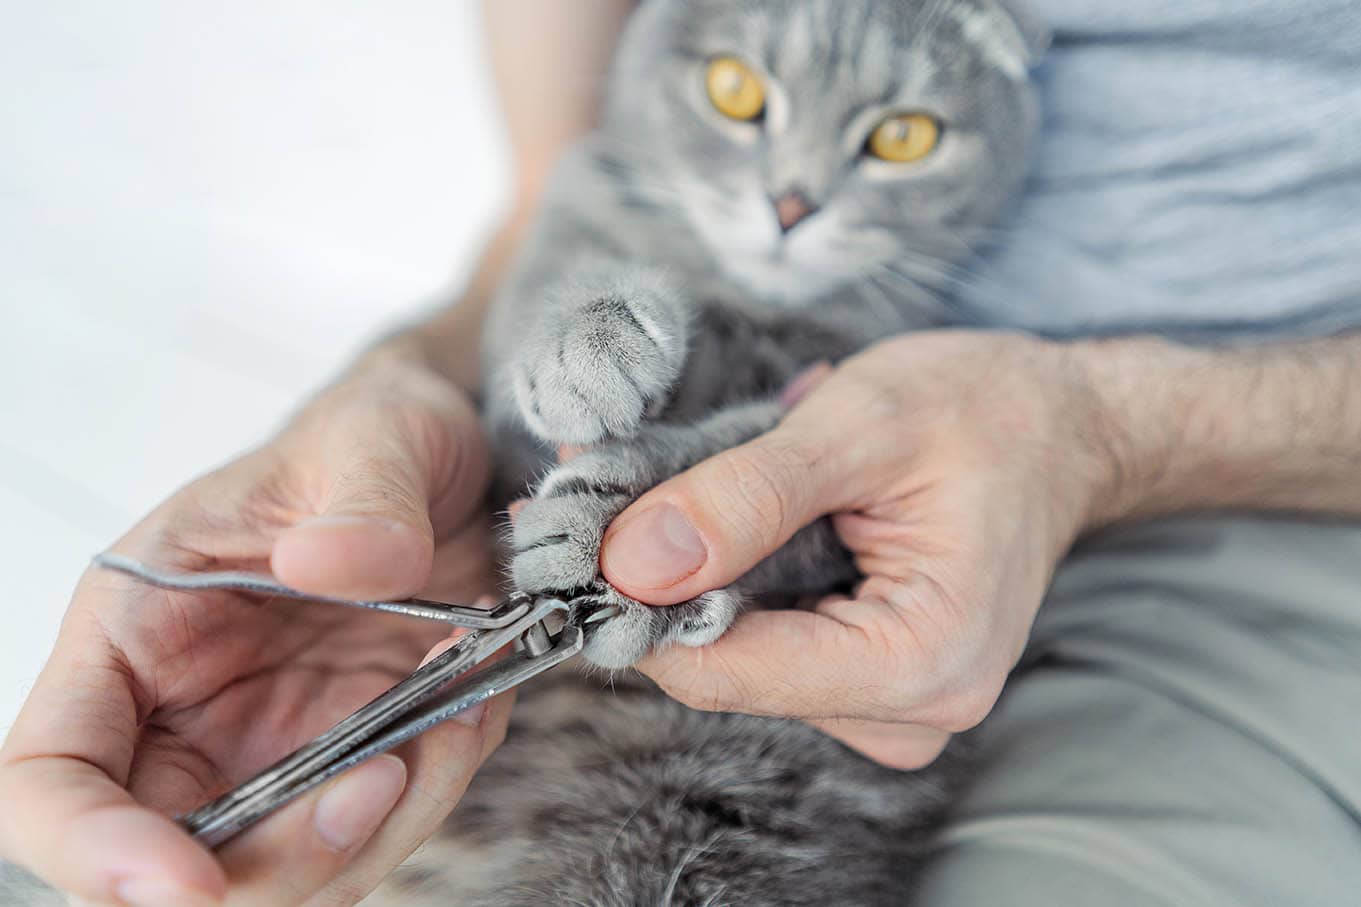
xmin=92 ymin=552 xmax=617 ymax=848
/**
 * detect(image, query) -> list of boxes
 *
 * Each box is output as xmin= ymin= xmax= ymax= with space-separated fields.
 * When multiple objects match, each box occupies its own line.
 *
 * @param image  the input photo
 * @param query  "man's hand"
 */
xmin=0 ymin=359 xmax=506 ymax=907
xmin=599 ymin=329 xmax=1361 ymax=769
xmin=598 ymin=332 xmax=1109 ymax=767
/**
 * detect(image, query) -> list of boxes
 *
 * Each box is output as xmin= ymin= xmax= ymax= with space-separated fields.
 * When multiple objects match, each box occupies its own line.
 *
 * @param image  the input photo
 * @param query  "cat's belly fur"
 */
xmin=366 ymin=671 xmax=963 ymax=907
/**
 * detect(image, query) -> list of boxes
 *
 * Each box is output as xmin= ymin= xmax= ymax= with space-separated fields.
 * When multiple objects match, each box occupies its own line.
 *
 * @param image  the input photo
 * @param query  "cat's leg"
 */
xmin=511 ymin=400 xmax=859 ymax=668
xmin=501 ymin=262 xmax=690 ymax=447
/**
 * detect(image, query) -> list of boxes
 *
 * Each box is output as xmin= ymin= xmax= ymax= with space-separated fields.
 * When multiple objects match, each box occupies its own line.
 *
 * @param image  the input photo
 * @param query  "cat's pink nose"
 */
xmin=772 ymin=190 xmax=818 ymax=233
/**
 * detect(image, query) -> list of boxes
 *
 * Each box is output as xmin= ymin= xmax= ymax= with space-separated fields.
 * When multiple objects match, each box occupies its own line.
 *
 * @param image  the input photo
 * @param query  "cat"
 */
xmin=484 ymin=0 xmax=1045 ymax=671
xmin=0 ymin=1 xmax=1046 ymax=903
xmin=370 ymin=0 xmax=1047 ymax=903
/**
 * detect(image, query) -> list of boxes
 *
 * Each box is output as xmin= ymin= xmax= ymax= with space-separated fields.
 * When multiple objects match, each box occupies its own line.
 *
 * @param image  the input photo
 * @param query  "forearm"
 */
xmin=351 ymin=0 xmax=637 ymax=395
xmin=1076 ymin=331 xmax=1361 ymax=526
xmin=352 ymin=207 xmax=535 ymax=394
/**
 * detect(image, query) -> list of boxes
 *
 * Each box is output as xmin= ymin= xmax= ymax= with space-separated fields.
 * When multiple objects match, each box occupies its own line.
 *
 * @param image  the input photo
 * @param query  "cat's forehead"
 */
xmin=672 ymin=0 xmax=1031 ymax=93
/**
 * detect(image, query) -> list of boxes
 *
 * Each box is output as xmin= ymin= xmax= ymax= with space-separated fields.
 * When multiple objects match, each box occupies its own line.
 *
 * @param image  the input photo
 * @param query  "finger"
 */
xmin=636 ymin=573 xmax=977 ymax=725
xmin=0 ymin=611 xmax=225 ymax=906
xmin=216 ymin=630 xmax=508 ymax=907
xmin=806 ymin=718 xmax=952 ymax=771
xmin=598 ymin=445 xmax=837 ymax=607
xmin=635 ymin=607 xmax=883 ymax=720
xmin=270 ymin=378 xmax=489 ymax=596
xmin=0 ymin=757 xmax=224 ymax=907
xmin=216 ymin=755 xmax=407 ymax=907
xmin=271 ymin=398 xmax=486 ymax=600
xmin=305 ymin=636 xmax=514 ymax=906
xmin=597 ymin=436 xmax=823 ymax=605
xmin=272 ymin=515 xmax=433 ymax=601
xmin=600 ymin=362 xmax=902 ymax=604
xmin=269 ymin=433 xmax=435 ymax=599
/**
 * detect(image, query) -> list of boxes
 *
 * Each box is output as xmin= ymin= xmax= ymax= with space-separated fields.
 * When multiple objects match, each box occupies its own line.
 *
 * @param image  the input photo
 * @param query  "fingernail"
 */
xmin=603 ymin=503 xmax=707 ymax=590
xmin=314 ymin=754 xmax=407 ymax=852
xmin=114 ymin=877 xmax=219 ymax=907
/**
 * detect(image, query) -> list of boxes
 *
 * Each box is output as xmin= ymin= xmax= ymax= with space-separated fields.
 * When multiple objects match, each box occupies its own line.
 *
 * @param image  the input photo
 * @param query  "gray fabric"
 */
xmin=923 ymin=2 xmax=1361 ymax=901
xmin=955 ymin=0 xmax=1361 ymax=340
xmin=915 ymin=515 xmax=1361 ymax=906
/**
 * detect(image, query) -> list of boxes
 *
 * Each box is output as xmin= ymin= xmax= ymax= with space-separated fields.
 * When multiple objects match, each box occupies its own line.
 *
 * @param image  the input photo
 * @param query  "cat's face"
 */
xmin=604 ymin=0 xmax=1044 ymax=305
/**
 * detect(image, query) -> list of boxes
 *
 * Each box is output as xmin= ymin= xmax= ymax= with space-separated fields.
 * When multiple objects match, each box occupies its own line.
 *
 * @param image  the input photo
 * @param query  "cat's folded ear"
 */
xmin=995 ymin=0 xmax=1052 ymax=68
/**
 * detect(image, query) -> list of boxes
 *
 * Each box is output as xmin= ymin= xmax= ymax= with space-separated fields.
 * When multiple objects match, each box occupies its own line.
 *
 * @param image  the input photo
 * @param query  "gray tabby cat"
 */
xmin=373 ymin=0 xmax=1046 ymax=904
xmin=487 ymin=0 xmax=1044 ymax=671
xmin=0 ymin=1 xmax=1044 ymax=904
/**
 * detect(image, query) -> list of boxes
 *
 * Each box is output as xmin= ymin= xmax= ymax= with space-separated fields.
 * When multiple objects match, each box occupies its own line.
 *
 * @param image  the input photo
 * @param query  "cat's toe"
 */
xmin=511 ymin=359 xmax=610 ymax=445
xmin=580 ymin=587 xmax=659 ymax=669
xmin=664 ymin=589 xmax=742 ymax=648
xmin=512 ymin=493 xmax=622 ymax=594
xmin=581 ymin=588 xmax=744 ymax=669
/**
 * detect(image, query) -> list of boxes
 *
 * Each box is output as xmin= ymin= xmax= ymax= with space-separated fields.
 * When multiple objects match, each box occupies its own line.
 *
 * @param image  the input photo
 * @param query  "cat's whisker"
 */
xmin=854 ymin=272 xmax=913 ymax=327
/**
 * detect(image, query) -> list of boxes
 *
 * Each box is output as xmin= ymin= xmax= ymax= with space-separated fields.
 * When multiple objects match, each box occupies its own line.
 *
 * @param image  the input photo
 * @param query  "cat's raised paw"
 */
xmin=511 ymin=280 xmax=687 ymax=445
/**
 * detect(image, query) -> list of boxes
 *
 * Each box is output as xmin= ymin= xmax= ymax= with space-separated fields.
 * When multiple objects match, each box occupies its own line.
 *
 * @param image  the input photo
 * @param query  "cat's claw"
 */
xmin=574 ymin=584 xmax=742 ymax=669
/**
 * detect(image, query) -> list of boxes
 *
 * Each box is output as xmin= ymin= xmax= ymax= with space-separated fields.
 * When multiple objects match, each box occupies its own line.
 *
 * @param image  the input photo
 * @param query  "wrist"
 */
xmin=1062 ymin=334 xmax=1281 ymax=530
xmin=280 ymin=347 xmax=473 ymax=459
xmin=351 ymin=205 xmax=538 ymax=396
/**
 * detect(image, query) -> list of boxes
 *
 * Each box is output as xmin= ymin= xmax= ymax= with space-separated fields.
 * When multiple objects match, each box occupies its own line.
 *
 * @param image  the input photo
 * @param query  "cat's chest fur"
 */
xmin=553 ymin=141 xmax=900 ymax=420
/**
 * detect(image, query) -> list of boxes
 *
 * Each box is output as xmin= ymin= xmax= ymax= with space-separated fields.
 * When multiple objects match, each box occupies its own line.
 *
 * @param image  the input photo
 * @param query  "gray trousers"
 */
xmin=915 ymin=516 xmax=1361 ymax=906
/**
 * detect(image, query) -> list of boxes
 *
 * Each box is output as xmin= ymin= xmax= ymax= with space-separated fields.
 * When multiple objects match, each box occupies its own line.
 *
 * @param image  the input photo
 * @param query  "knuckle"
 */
xmin=331 ymin=455 xmax=426 ymax=519
xmin=853 ymin=573 xmax=1002 ymax=729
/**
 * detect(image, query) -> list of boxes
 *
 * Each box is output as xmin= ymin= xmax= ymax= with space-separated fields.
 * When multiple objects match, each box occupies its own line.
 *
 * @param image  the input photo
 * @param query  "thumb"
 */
xmin=600 ymin=427 xmax=838 ymax=605
xmin=271 ymin=434 xmax=438 ymax=601
xmin=600 ymin=358 xmax=904 ymax=605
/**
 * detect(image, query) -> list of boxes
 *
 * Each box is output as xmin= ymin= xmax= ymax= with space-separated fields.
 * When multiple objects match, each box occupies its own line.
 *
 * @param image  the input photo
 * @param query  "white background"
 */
xmin=0 ymin=3 xmax=509 ymax=731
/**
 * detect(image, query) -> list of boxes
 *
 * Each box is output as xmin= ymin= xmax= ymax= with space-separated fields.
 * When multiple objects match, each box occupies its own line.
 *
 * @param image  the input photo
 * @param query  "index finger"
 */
xmin=635 ymin=598 xmax=913 ymax=722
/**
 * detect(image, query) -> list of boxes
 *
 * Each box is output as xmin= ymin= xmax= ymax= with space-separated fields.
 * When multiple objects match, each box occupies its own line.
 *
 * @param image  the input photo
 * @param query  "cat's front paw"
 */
xmin=511 ymin=274 xmax=687 ymax=446
xmin=580 ymin=586 xmax=742 ymax=669
xmin=510 ymin=445 xmax=650 ymax=594
xmin=510 ymin=446 xmax=740 ymax=668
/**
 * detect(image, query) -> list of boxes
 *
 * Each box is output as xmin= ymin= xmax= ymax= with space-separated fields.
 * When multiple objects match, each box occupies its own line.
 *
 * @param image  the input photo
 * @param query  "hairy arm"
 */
xmin=587 ymin=327 xmax=1361 ymax=767
xmin=360 ymin=0 xmax=636 ymax=393
xmin=1083 ymin=331 xmax=1361 ymax=524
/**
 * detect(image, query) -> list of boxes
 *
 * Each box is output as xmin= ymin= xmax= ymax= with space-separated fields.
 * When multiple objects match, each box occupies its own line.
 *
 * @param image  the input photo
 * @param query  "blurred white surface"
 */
xmin=0 ymin=3 xmax=510 ymax=732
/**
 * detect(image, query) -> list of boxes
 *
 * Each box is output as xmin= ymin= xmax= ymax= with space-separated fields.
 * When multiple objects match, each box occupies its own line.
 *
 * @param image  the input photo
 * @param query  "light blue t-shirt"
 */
xmin=956 ymin=0 xmax=1361 ymax=340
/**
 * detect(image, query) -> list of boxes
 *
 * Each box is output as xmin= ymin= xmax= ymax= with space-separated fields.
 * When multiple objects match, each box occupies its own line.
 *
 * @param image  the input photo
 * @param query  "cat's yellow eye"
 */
xmin=705 ymin=56 xmax=766 ymax=122
xmin=866 ymin=113 xmax=941 ymax=163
